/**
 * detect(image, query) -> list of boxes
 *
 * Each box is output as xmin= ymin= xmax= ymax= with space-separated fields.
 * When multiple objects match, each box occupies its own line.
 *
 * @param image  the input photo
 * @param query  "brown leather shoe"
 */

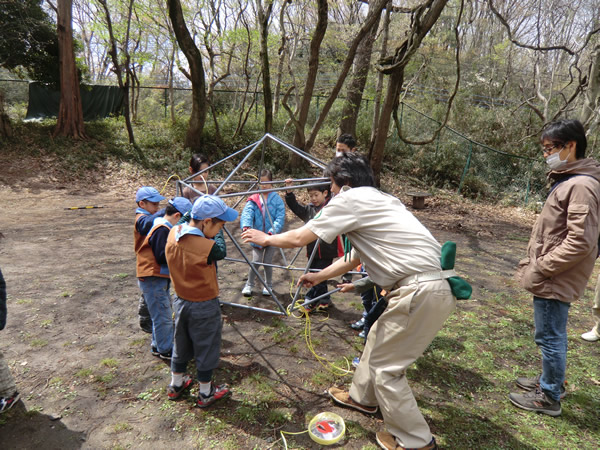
xmin=328 ymin=387 xmax=378 ymax=414
xmin=376 ymin=431 xmax=437 ymax=450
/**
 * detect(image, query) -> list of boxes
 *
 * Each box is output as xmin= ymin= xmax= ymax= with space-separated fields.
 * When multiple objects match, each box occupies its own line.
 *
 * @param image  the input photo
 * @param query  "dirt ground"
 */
xmin=0 ymin=165 xmax=594 ymax=449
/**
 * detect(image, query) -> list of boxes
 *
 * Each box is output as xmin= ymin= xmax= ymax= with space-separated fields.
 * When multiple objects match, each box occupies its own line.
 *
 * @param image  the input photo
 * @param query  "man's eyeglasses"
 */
xmin=541 ymin=143 xmax=564 ymax=155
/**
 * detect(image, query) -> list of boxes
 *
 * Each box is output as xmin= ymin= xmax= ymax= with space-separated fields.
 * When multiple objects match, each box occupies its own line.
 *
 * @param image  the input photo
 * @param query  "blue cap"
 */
xmin=136 ymin=186 xmax=165 ymax=203
xmin=191 ymin=195 xmax=239 ymax=222
xmin=168 ymin=197 xmax=193 ymax=215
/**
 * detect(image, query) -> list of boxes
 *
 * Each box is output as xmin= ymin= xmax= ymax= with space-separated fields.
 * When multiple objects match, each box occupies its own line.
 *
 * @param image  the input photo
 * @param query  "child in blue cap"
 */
xmin=137 ymin=197 xmax=192 ymax=360
xmin=165 ymin=195 xmax=238 ymax=407
xmin=134 ymin=186 xmax=166 ymax=333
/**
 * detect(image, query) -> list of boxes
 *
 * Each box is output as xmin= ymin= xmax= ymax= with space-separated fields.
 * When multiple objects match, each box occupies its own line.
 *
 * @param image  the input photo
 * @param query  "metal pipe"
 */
xmin=183 ymin=141 xmax=260 ymax=182
xmin=264 ymin=133 xmax=329 ymax=169
xmin=186 ymin=177 xmax=329 ymax=185
xmin=217 ymin=182 xmax=331 ymax=198
xmin=222 ymin=225 xmax=288 ymax=313
xmin=219 ymin=300 xmax=287 ymax=315
xmin=214 ymin=136 xmax=265 ymax=195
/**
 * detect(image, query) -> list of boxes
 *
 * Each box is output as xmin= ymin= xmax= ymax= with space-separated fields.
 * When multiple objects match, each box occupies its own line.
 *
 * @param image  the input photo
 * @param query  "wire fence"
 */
xmin=2 ymin=78 xmax=548 ymax=204
xmin=390 ymin=102 xmax=546 ymax=204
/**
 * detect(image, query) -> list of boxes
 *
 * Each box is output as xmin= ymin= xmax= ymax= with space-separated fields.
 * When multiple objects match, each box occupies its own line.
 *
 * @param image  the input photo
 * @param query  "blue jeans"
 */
xmin=533 ymin=297 xmax=570 ymax=401
xmin=138 ymin=277 xmax=174 ymax=354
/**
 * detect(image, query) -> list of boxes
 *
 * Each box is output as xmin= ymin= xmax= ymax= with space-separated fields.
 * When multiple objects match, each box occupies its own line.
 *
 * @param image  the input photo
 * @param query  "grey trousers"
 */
xmin=246 ymin=246 xmax=276 ymax=288
xmin=171 ymin=296 xmax=222 ymax=379
xmin=0 ymin=350 xmax=16 ymax=398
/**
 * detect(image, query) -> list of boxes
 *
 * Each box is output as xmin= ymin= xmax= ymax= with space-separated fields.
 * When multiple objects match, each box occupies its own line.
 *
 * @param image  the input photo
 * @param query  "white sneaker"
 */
xmin=262 ymin=287 xmax=271 ymax=296
xmin=581 ymin=330 xmax=600 ymax=342
xmin=241 ymin=285 xmax=252 ymax=297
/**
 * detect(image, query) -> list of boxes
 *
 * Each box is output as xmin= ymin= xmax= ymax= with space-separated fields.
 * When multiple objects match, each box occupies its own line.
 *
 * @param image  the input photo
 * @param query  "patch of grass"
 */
xmin=100 ymin=358 xmax=118 ymax=368
xmin=129 ymin=338 xmax=146 ymax=347
xmin=266 ymin=408 xmax=293 ymax=427
xmin=25 ymin=406 xmax=43 ymax=416
xmin=30 ymin=338 xmax=48 ymax=348
xmin=75 ymin=368 xmax=94 ymax=378
xmin=204 ymin=415 xmax=227 ymax=434
xmin=310 ymin=369 xmax=340 ymax=386
xmin=112 ymin=273 xmax=129 ymax=279
xmin=235 ymin=405 xmax=260 ymax=423
xmin=95 ymin=373 xmax=115 ymax=384
xmin=15 ymin=298 xmax=33 ymax=305
xmin=60 ymin=291 xmax=73 ymax=298
xmin=49 ymin=377 xmax=62 ymax=387
xmin=345 ymin=420 xmax=371 ymax=440
xmin=137 ymin=388 xmax=159 ymax=401
xmin=39 ymin=319 xmax=52 ymax=328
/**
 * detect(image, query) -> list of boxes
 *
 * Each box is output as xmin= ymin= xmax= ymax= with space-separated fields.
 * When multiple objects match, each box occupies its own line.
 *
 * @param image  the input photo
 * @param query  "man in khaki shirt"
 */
xmin=242 ymin=152 xmax=455 ymax=450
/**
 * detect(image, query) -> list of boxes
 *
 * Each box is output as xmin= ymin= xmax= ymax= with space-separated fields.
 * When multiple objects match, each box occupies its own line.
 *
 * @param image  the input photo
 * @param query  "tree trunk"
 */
xmin=338 ymin=6 xmax=381 ymax=138
xmin=0 ymin=90 xmax=12 ymax=138
xmin=98 ymin=0 xmax=139 ymax=153
xmin=370 ymin=70 xmax=403 ymax=185
xmin=303 ymin=0 xmax=388 ymax=151
xmin=53 ymin=0 xmax=86 ymax=139
xmin=257 ymin=0 xmax=274 ymax=134
xmin=168 ymin=0 xmax=207 ymax=151
xmin=273 ymin=0 xmax=290 ymax=116
xmin=290 ymin=0 xmax=328 ymax=150
xmin=369 ymin=1 xmax=392 ymax=147
xmin=369 ymin=0 xmax=449 ymax=185
xmin=581 ymin=44 xmax=600 ymax=134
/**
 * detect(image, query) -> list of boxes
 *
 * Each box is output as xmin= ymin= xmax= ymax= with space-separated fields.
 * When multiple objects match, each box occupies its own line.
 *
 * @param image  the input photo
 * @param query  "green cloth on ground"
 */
xmin=441 ymin=241 xmax=472 ymax=300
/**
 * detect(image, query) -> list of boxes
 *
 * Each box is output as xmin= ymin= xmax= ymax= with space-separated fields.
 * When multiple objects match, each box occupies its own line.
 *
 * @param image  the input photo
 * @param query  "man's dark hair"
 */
xmin=541 ymin=119 xmax=587 ymax=159
xmin=336 ymin=133 xmax=356 ymax=149
xmin=325 ymin=152 xmax=375 ymax=188
xmin=190 ymin=153 xmax=210 ymax=173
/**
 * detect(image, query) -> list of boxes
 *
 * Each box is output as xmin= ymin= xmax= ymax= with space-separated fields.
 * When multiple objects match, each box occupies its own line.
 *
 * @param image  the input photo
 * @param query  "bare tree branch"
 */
xmin=487 ymin=0 xmax=600 ymax=56
xmin=394 ymin=0 xmax=464 ymax=146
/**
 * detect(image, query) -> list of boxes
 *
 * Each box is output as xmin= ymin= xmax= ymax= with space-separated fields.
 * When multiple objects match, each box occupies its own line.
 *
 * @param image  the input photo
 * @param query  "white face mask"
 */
xmin=546 ymin=151 xmax=568 ymax=170
xmin=335 ymin=151 xmax=344 ymax=157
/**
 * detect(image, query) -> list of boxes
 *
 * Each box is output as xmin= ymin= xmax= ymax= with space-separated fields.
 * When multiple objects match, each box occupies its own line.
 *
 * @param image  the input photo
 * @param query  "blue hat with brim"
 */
xmin=136 ymin=186 xmax=165 ymax=203
xmin=169 ymin=197 xmax=193 ymax=215
xmin=191 ymin=195 xmax=239 ymax=222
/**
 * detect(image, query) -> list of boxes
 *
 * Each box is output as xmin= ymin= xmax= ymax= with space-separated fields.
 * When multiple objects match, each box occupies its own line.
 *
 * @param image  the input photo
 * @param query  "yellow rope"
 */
xmin=280 ymin=429 xmax=308 ymax=449
xmin=286 ymin=274 xmax=353 ymax=377
xmin=159 ymin=174 xmax=181 ymax=195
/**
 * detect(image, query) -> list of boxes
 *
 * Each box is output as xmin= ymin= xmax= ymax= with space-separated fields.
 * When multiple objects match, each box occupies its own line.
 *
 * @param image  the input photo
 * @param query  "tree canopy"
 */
xmin=0 ymin=0 xmax=59 ymax=84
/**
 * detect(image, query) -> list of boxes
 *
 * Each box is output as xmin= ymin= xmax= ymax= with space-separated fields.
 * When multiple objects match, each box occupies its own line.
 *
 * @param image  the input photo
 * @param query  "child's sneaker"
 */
xmin=302 ymin=300 xmax=318 ymax=313
xmin=241 ymin=285 xmax=252 ymax=297
xmin=151 ymin=346 xmax=160 ymax=357
xmin=167 ymin=375 xmax=193 ymax=400
xmin=315 ymin=303 xmax=330 ymax=312
xmin=196 ymin=383 xmax=231 ymax=408
xmin=350 ymin=317 xmax=365 ymax=330
xmin=0 ymin=392 xmax=20 ymax=414
xmin=159 ymin=351 xmax=172 ymax=361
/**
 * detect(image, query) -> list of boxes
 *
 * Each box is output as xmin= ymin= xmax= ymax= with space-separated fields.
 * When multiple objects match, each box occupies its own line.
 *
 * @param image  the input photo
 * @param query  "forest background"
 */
xmin=1 ymin=0 xmax=600 ymax=204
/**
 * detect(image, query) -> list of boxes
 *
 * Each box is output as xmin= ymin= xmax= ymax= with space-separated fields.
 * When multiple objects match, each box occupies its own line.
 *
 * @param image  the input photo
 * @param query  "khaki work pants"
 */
xmin=349 ymin=279 xmax=456 ymax=448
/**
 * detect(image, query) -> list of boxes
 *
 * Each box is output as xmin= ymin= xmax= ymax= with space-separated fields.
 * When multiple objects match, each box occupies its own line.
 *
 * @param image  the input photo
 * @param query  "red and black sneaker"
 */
xmin=167 ymin=375 xmax=193 ymax=401
xmin=196 ymin=383 xmax=231 ymax=408
xmin=0 ymin=392 xmax=20 ymax=414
